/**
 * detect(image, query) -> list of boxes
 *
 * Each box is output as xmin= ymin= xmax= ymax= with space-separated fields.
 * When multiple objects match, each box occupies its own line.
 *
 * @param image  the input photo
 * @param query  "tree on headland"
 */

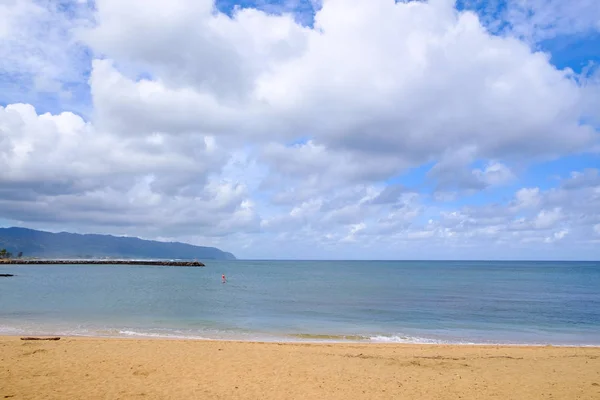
xmin=17 ymin=251 xmax=23 ymax=258
xmin=0 ymin=249 xmax=14 ymax=259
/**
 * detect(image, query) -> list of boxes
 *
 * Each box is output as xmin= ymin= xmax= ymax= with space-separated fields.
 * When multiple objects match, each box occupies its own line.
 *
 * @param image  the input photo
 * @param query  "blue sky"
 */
xmin=0 ymin=0 xmax=599 ymax=259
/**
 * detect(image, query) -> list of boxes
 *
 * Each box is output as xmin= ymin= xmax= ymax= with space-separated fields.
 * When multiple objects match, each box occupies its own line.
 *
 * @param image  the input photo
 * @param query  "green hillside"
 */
xmin=0 ymin=227 xmax=236 ymax=260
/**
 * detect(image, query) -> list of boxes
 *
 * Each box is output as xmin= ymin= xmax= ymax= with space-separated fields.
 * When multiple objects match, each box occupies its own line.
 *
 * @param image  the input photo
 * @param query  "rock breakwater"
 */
xmin=0 ymin=260 xmax=205 ymax=267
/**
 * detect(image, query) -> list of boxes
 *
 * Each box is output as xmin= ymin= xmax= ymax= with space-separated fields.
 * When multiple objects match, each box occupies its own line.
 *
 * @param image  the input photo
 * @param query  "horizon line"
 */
xmin=229 ymin=259 xmax=600 ymax=262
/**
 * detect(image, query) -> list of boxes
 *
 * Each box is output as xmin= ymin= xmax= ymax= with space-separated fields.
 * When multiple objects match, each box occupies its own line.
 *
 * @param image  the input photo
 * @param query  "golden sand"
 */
xmin=1 ymin=337 xmax=599 ymax=399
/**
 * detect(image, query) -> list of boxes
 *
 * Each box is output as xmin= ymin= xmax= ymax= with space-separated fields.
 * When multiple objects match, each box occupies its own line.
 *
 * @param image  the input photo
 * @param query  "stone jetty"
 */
xmin=0 ymin=260 xmax=205 ymax=267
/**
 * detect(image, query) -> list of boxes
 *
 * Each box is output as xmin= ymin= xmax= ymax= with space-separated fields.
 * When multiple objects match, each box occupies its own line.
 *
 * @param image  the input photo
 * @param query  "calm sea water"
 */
xmin=1 ymin=260 xmax=599 ymax=345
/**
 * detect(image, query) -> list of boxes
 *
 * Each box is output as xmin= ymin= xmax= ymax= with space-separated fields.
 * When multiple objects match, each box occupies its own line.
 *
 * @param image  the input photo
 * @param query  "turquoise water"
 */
xmin=1 ymin=260 xmax=599 ymax=345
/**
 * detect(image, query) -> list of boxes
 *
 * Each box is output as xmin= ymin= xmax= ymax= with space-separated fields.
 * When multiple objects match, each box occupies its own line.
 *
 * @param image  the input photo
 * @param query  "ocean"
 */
xmin=1 ymin=260 xmax=599 ymax=345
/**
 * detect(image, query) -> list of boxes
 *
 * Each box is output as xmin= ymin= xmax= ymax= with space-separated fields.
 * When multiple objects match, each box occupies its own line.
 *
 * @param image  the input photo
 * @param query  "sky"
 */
xmin=0 ymin=0 xmax=599 ymax=260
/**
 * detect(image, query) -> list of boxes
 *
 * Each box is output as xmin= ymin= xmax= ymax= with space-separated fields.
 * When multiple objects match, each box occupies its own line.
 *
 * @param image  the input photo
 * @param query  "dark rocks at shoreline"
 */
xmin=0 ymin=260 xmax=205 ymax=267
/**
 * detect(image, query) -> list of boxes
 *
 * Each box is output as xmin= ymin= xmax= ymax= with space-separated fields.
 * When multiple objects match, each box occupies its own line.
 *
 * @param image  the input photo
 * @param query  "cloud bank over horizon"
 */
xmin=0 ymin=0 xmax=599 ymax=260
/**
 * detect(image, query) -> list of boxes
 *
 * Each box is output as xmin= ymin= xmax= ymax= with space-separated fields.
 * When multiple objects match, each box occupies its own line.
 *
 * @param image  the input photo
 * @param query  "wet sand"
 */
xmin=1 ymin=336 xmax=599 ymax=399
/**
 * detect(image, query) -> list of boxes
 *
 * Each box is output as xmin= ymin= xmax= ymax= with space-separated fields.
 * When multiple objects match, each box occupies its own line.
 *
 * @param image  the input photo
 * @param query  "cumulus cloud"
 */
xmin=85 ymin=0 xmax=596 ymax=148
xmin=460 ymin=0 xmax=600 ymax=42
xmin=82 ymin=0 xmax=597 ymax=207
xmin=0 ymin=0 xmax=598 ymax=259
xmin=503 ymin=0 xmax=600 ymax=42
xmin=0 ymin=0 xmax=91 ymax=110
xmin=512 ymin=187 xmax=541 ymax=210
xmin=543 ymin=229 xmax=569 ymax=244
xmin=428 ymin=148 xmax=515 ymax=191
xmin=561 ymin=169 xmax=600 ymax=190
xmin=0 ymin=103 xmax=223 ymax=190
xmin=0 ymin=103 xmax=259 ymax=236
xmin=532 ymin=208 xmax=564 ymax=230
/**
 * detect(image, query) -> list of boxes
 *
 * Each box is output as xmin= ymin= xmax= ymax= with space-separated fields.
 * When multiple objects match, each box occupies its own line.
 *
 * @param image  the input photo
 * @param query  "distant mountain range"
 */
xmin=0 ymin=227 xmax=236 ymax=260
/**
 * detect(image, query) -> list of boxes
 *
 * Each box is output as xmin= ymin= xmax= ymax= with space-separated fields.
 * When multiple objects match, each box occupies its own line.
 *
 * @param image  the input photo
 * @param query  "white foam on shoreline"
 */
xmin=368 ymin=335 xmax=460 ymax=344
xmin=1 ymin=324 xmax=599 ymax=347
xmin=118 ymin=330 xmax=212 ymax=340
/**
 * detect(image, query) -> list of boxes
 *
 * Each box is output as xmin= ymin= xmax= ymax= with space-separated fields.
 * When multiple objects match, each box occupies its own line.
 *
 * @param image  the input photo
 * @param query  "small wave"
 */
xmin=287 ymin=333 xmax=463 ymax=344
xmin=0 ymin=326 xmax=28 ymax=335
xmin=289 ymin=333 xmax=370 ymax=341
xmin=118 ymin=330 xmax=212 ymax=340
xmin=368 ymin=335 xmax=464 ymax=344
xmin=2 ymin=323 xmax=598 ymax=347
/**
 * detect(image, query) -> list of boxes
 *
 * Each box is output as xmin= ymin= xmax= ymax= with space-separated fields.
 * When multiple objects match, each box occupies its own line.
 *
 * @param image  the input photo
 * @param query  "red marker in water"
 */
xmin=222 ymin=274 xmax=227 ymax=283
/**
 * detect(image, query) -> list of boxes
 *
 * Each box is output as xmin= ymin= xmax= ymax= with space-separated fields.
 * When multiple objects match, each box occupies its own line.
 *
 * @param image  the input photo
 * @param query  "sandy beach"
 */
xmin=1 ymin=337 xmax=599 ymax=399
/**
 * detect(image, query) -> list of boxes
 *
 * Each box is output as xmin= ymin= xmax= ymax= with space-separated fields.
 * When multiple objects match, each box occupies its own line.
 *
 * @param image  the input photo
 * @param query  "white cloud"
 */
xmin=341 ymin=222 xmax=366 ymax=243
xmin=561 ymin=169 xmax=600 ymax=190
xmin=429 ymin=153 xmax=515 ymax=191
xmin=0 ymin=103 xmax=224 ymax=187
xmin=0 ymin=0 xmax=91 ymax=107
xmin=85 ymin=0 xmax=308 ymax=101
xmin=544 ymin=229 xmax=569 ymax=243
xmin=533 ymin=208 xmax=563 ymax=230
xmin=0 ymin=0 xmax=598 ymax=259
xmin=85 ymin=0 xmax=596 ymax=158
xmin=503 ymin=0 xmax=600 ymax=42
xmin=0 ymin=103 xmax=261 ymax=236
xmin=474 ymin=162 xmax=515 ymax=186
xmin=80 ymin=0 xmax=600 ymax=222
xmin=512 ymin=187 xmax=541 ymax=209
xmin=460 ymin=0 xmax=600 ymax=42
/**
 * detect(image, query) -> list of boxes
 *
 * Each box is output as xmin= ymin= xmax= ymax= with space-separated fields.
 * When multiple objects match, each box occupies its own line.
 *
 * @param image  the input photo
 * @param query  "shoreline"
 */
xmin=2 ymin=336 xmax=599 ymax=399
xmin=2 ymin=334 xmax=598 ymax=347
xmin=1 ymin=331 xmax=598 ymax=347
